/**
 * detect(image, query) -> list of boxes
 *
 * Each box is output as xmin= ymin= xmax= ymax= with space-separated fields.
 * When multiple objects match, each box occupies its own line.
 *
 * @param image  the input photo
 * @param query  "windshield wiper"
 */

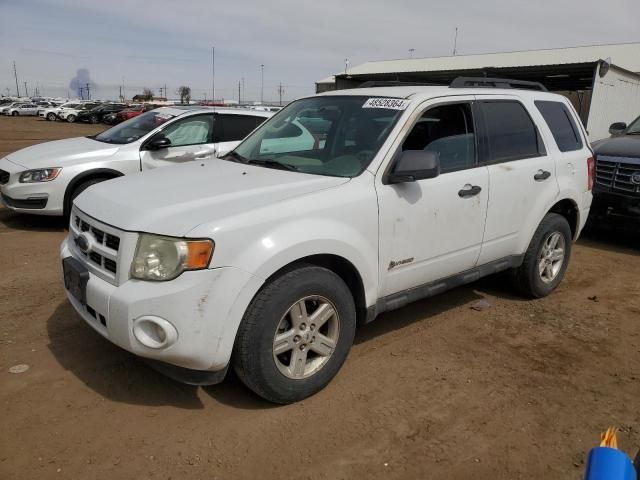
xmin=222 ymin=150 xmax=249 ymax=163
xmin=246 ymin=159 xmax=299 ymax=172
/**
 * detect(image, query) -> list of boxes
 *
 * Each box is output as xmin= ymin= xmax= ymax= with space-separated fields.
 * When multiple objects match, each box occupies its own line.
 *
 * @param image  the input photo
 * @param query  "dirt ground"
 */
xmin=1 ymin=116 xmax=639 ymax=480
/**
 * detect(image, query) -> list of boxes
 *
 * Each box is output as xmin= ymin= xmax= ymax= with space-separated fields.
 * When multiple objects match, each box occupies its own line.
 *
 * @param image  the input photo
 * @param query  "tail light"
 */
xmin=587 ymin=156 xmax=595 ymax=191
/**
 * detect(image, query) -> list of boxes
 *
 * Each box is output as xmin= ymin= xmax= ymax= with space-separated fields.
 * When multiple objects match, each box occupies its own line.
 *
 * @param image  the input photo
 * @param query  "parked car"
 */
xmin=58 ymin=102 xmax=102 ymax=122
xmin=0 ymin=102 xmax=26 ymax=115
xmin=0 ymin=107 xmax=272 ymax=215
xmin=40 ymin=102 xmax=83 ymax=121
xmin=101 ymin=111 xmax=119 ymax=125
xmin=76 ymin=103 xmax=127 ymax=124
xmin=57 ymin=79 xmax=594 ymax=403
xmin=115 ymin=104 xmax=157 ymax=123
xmin=590 ymin=115 xmax=640 ymax=224
xmin=5 ymin=103 xmax=39 ymax=116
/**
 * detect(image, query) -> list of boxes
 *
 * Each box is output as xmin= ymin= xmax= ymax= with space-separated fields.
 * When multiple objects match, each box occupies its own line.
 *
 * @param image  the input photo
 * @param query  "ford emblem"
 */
xmin=76 ymin=233 xmax=91 ymax=253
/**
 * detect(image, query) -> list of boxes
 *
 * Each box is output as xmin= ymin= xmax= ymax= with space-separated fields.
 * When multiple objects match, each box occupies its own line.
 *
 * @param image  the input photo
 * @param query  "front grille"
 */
xmin=595 ymin=155 xmax=640 ymax=196
xmin=70 ymin=210 xmax=122 ymax=284
xmin=0 ymin=169 xmax=9 ymax=185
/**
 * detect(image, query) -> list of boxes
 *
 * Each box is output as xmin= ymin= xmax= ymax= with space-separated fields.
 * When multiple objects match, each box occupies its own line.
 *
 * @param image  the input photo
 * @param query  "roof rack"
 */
xmin=358 ymin=80 xmax=442 ymax=88
xmin=450 ymin=76 xmax=548 ymax=92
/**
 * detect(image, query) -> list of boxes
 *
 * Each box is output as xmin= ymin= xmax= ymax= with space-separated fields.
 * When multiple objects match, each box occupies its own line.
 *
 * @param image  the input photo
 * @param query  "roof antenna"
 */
xmin=453 ymin=27 xmax=459 ymax=56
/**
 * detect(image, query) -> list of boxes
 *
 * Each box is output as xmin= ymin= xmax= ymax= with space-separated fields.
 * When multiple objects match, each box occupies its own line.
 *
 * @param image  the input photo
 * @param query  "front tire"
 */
xmin=47 ymin=113 xmax=57 ymax=121
xmin=512 ymin=213 xmax=572 ymax=298
xmin=233 ymin=265 xmax=356 ymax=404
xmin=66 ymin=114 xmax=76 ymax=123
xmin=89 ymin=115 xmax=99 ymax=124
xmin=11 ymin=111 xmax=18 ymax=116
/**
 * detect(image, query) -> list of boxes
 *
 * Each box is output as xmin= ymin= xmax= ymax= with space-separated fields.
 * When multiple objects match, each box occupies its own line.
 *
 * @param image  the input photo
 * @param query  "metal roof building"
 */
xmin=316 ymin=42 xmax=640 ymax=141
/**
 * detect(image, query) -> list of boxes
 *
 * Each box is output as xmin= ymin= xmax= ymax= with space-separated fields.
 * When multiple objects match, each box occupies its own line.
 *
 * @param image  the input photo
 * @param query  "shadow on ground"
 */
xmin=0 ymin=208 xmax=67 ymax=232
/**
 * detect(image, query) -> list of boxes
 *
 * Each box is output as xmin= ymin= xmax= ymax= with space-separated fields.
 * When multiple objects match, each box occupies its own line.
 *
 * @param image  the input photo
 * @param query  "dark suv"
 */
xmin=591 ymin=115 xmax=640 ymax=224
xmin=76 ymin=103 xmax=127 ymax=124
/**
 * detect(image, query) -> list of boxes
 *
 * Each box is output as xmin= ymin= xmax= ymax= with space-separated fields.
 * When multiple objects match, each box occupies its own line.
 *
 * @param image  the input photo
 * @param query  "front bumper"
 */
xmin=591 ymin=188 xmax=640 ymax=221
xmin=60 ymin=239 xmax=263 ymax=372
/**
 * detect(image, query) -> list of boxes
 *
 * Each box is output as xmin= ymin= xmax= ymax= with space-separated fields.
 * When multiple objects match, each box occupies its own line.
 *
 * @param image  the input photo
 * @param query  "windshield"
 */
xmin=94 ymin=110 xmax=176 ymax=144
xmin=62 ymin=103 xmax=80 ymax=109
xmin=232 ymin=96 xmax=407 ymax=177
xmin=626 ymin=115 xmax=640 ymax=134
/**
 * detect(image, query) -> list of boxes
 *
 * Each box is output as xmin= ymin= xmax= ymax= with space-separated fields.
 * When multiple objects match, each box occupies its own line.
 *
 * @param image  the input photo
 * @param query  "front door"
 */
xmin=377 ymin=98 xmax=489 ymax=297
xmin=140 ymin=114 xmax=216 ymax=170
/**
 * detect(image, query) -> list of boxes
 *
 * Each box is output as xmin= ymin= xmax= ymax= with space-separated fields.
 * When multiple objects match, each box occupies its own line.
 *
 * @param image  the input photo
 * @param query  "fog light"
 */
xmin=132 ymin=316 xmax=178 ymax=349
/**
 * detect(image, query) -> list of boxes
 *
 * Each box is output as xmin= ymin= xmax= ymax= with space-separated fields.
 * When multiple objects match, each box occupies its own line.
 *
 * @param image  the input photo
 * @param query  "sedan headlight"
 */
xmin=131 ymin=234 xmax=214 ymax=281
xmin=19 ymin=168 xmax=62 ymax=183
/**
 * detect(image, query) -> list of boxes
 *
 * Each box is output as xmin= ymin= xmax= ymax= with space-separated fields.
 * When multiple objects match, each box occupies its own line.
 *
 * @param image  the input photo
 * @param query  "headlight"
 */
xmin=131 ymin=234 xmax=214 ymax=281
xmin=19 ymin=168 xmax=62 ymax=183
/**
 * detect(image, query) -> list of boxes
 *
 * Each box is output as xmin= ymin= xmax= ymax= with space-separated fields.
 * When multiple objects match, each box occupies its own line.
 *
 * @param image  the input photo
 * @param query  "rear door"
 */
xmin=213 ymin=114 xmax=268 ymax=157
xmin=475 ymin=96 xmax=559 ymax=264
xmin=139 ymin=114 xmax=216 ymax=170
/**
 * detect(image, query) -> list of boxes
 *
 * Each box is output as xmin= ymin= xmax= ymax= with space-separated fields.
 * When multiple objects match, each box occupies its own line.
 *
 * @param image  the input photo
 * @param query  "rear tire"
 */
xmin=233 ymin=265 xmax=356 ymax=404
xmin=66 ymin=114 xmax=76 ymax=123
xmin=89 ymin=115 xmax=99 ymax=124
xmin=11 ymin=111 xmax=18 ymax=116
xmin=47 ymin=113 xmax=57 ymax=121
xmin=512 ymin=213 xmax=572 ymax=298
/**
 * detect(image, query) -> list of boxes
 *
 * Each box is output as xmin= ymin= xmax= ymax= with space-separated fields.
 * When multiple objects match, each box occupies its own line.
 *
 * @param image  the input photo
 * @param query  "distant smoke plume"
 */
xmin=69 ymin=68 xmax=97 ymax=99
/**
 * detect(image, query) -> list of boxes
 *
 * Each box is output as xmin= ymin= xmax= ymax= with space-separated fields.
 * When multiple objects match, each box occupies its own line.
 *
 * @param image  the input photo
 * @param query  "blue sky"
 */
xmin=1 ymin=0 xmax=638 ymax=102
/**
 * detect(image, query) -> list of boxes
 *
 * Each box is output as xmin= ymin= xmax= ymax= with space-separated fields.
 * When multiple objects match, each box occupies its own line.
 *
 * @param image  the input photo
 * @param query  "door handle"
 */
xmin=534 ymin=170 xmax=551 ymax=181
xmin=458 ymin=184 xmax=482 ymax=198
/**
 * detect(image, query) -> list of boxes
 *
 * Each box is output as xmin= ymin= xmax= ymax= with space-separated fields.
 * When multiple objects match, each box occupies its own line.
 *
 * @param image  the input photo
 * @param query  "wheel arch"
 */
xmin=63 ymin=168 xmax=124 ymax=217
xmin=262 ymin=254 xmax=368 ymax=326
xmin=548 ymin=198 xmax=580 ymax=239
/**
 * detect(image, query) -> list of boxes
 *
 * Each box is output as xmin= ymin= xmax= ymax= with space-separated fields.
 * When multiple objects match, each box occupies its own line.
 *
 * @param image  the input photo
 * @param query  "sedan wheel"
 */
xmin=47 ymin=113 xmax=57 ymax=121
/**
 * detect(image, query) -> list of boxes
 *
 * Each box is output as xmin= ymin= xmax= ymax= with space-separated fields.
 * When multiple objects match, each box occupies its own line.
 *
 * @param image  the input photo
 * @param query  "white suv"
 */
xmin=0 ymin=107 xmax=272 ymax=215
xmin=59 ymin=78 xmax=593 ymax=404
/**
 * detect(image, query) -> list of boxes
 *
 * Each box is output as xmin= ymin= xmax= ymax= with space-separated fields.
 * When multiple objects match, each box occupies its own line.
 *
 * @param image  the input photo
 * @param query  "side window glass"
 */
xmin=160 ymin=115 xmax=213 ymax=147
xmin=480 ymin=101 xmax=544 ymax=163
xmin=402 ymin=103 xmax=476 ymax=173
xmin=216 ymin=115 xmax=263 ymax=142
xmin=534 ymin=100 xmax=583 ymax=152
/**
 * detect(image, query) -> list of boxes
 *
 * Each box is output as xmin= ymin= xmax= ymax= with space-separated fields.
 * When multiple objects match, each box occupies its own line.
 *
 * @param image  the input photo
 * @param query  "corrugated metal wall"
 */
xmin=587 ymin=64 xmax=640 ymax=141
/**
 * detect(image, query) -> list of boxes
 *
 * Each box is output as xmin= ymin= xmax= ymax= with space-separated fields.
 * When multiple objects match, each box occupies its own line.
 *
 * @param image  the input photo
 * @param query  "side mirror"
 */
xmin=387 ymin=150 xmax=440 ymax=184
xmin=609 ymin=122 xmax=627 ymax=136
xmin=145 ymin=137 xmax=171 ymax=150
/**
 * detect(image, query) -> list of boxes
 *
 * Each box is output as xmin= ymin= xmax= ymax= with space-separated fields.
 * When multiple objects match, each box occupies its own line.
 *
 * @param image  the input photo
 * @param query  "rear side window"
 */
xmin=534 ymin=100 xmax=583 ymax=152
xmin=479 ymin=101 xmax=545 ymax=163
xmin=215 ymin=114 xmax=267 ymax=142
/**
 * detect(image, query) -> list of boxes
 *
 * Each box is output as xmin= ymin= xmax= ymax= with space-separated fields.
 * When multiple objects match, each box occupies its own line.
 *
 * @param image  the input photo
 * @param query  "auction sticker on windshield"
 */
xmin=362 ymin=98 xmax=409 ymax=110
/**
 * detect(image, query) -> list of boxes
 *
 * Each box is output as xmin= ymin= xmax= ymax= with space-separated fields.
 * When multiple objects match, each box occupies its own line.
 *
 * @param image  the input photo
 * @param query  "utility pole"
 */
xmin=260 ymin=64 xmax=264 ymax=104
xmin=238 ymin=80 xmax=241 ymax=104
xmin=211 ymin=46 xmax=215 ymax=102
xmin=24 ymin=82 xmax=28 ymax=97
xmin=164 ymin=84 xmax=167 ymax=100
xmin=79 ymin=86 xmax=84 ymax=100
xmin=453 ymin=27 xmax=458 ymax=56
xmin=86 ymin=83 xmax=90 ymax=100
xmin=122 ymin=76 xmax=126 ymax=101
xmin=344 ymin=58 xmax=349 ymax=74
xmin=277 ymin=83 xmax=284 ymax=106
xmin=13 ymin=61 xmax=20 ymax=97
xmin=242 ymin=77 xmax=245 ymax=104
xmin=409 ymin=48 xmax=415 ymax=59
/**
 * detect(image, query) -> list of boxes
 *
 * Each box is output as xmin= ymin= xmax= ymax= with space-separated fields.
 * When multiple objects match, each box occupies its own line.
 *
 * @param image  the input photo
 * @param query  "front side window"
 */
xmin=479 ymin=101 xmax=545 ymax=163
xmin=402 ymin=103 xmax=476 ymax=173
xmin=214 ymin=114 xmax=266 ymax=142
xmin=157 ymin=115 xmax=213 ymax=147
xmin=93 ymin=110 xmax=176 ymax=144
xmin=535 ymin=100 xmax=583 ymax=152
xmin=232 ymin=96 xmax=405 ymax=177
xmin=626 ymin=115 xmax=640 ymax=135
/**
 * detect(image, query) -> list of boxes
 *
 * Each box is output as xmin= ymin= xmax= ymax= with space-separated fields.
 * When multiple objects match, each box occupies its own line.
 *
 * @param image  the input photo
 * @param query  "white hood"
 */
xmin=5 ymin=137 xmax=120 ymax=169
xmin=75 ymin=160 xmax=350 ymax=236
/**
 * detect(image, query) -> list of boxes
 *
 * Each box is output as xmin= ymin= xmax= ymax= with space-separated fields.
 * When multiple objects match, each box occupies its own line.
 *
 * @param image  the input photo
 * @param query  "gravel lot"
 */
xmin=1 ymin=116 xmax=639 ymax=479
